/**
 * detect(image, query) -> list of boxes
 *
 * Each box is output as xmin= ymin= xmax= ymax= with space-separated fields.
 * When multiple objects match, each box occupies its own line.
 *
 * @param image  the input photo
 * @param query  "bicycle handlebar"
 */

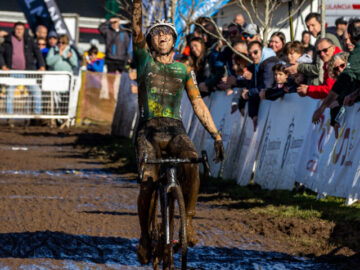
xmin=139 ymin=151 xmax=211 ymax=181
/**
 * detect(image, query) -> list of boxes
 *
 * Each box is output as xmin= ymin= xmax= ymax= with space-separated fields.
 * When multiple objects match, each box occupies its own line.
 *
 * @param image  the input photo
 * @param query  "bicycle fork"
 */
xmin=163 ymin=167 xmax=177 ymax=245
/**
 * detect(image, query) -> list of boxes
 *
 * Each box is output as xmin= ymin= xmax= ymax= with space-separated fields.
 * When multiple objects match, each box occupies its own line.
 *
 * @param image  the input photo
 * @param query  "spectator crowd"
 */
xmin=176 ymin=13 xmax=360 ymax=136
xmin=0 ymin=12 xmax=359 ymax=135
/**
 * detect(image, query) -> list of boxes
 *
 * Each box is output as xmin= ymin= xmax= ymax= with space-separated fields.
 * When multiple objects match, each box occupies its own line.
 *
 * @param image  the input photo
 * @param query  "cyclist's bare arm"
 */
xmin=186 ymin=69 xmax=222 ymax=141
xmin=132 ymin=0 xmax=144 ymax=44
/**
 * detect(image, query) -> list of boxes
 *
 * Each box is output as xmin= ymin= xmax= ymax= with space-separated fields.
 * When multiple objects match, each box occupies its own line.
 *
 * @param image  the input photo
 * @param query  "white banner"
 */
xmin=181 ymin=94 xmax=195 ymax=134
xmin=235 ymin=100 xmax=272 ymax=186
xmin=200 ymin=91 xmax=239 ymax=177
xmin=254 ymin=94 xmax=318 ymax=190
xmin=296 ymin=103 xmax=360 ymax=204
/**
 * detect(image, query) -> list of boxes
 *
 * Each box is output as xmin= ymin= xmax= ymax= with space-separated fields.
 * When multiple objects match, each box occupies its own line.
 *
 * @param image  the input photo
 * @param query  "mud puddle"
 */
xmin=0 ymin=169 xmax=338 ymax=270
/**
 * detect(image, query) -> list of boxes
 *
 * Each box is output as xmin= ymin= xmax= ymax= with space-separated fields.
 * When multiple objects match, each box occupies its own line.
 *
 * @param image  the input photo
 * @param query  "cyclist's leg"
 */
xmin=136 ymin=129 xmax=160 ymax=264
xmin=167 ymin=133 xmax=200 ymax=246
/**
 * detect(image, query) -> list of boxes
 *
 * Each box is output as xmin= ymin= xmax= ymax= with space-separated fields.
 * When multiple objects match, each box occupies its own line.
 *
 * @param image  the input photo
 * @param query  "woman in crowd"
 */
xmin=269 ymin=32 xmax=286 ymax=60
xmin=46 ymin=34 xmax=78 ymax=73
xmin=189 ymin=36 xmax=215 ymax=97
xmin=312 ymin=52 xmax=349 ymax=138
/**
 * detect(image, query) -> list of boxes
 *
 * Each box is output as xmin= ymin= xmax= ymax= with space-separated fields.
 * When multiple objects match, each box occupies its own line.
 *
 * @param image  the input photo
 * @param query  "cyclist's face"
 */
xmin=151 ymin=27 xmax=174 ymax=54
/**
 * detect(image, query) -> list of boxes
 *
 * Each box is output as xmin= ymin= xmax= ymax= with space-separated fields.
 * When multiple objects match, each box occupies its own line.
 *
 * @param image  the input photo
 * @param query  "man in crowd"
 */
xmin=35 ymin=25 xmax=48 ymax=40
xmin=0 ymin=22 xmax=45 ymax=120
xmin=242 ymin=24 xmax=261 ymax=44
xmin=99 ymin=16 xmax=131 ymax=73
xmin=312 ymin=18 xmax=360 ymax=134
xmin=286 ymin=12 xmax=342 ymax=85
xmin=297 ymin=38 xmax=341 ymax=99
xmin=335 ymin=17 xmax=347 ymax=41
xmin=242 ymin=41 xmax=278 ymax=130
xmin=234 ymin=13 xmax=247 ymax=29
xmin=344 ymin=30 xmax=355 ymax=52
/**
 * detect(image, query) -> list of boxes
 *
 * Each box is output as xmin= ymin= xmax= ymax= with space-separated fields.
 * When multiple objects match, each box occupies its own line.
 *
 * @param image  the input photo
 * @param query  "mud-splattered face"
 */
xmin=150 ymin=26 xmax=174 ymax=55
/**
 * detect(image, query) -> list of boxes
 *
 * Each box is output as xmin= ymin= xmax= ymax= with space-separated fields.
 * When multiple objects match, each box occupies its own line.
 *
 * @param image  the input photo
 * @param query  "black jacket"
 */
xmin=0 ymin=32 xmax=45 ymax=70
xmin=247 ymin=55 xmax=279 ymax=118
xmin=265 ymin=78 xmax=298 ymax=101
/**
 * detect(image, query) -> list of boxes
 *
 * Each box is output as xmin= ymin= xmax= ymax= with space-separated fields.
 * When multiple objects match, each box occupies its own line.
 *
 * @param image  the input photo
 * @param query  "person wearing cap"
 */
xmin=132 ymin=0 xmax=225 ymax=265
xmin=98 ymin=16 xmax=131 ymax=73
xmin=242 ymin=23 xmax=261 ymax=44
xmin=48 ymin=31 xmax=58 ymax=48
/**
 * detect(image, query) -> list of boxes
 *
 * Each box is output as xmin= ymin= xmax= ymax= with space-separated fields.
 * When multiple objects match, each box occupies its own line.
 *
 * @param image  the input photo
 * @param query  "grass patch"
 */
xmin=200 ymin=177 xmax=360 ymax=223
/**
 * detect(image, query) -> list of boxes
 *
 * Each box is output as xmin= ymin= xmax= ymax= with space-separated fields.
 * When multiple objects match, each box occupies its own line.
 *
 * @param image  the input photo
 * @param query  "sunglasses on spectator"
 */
xmin=243 ymin=33 xmax=254 ymax=39
xmin=150 ymin=26 xmax=173 ymax=36
xmin=249 ymin=50 xmax=259 ymax=56
xmin=316 ymin=46 xmax=332 ymax=55
xmin=58 ymin=41 xmax=67 ymax=45
xmin=333 ymin=63 xmax=346 ymax=72
xmin=110 ymin=21 xmax=118 ymax=24
xmin=38 ymin=43 xmax=46 ymax=46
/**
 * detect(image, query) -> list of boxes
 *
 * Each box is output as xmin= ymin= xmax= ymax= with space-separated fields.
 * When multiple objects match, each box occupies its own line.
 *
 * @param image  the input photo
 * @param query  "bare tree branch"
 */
xmin=236 ymin=0 xmax=254 ymax=25
xmin=276 ymin=0 xmax=307 ymax=26
xmin=194 ymin=20 xmax=253 ymax=64
xmin=250 ymin=0 xmax=265 ymax=27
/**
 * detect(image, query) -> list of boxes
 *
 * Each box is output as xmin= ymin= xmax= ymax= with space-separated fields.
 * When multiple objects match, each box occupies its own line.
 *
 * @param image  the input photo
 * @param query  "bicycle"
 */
xmin=139 ymin=150 xmax=210 ymax=270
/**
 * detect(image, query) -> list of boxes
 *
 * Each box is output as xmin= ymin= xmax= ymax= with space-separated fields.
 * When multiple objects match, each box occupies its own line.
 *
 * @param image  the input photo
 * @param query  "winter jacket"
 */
xmin=265 ymin=79 xmax=298 ymax=101
xmin=87 ymin=58 xmax=105 ymax=72
xmin=307 ymin=46 xmax=342 ymax=99
xmin=247 ymin=48 xmax=279 ymax=118
xmin=196 ymin=41 xmax=225 ymax=96
xmin=0 ymin=31 xmax=45 ymax=70
xmin=297 ymin=31 xmax=342 ymax=85
xmin=46 ymin=46 xmax=78 ymax=73
xmin=99 ymin=21 xmax=131 ymax=62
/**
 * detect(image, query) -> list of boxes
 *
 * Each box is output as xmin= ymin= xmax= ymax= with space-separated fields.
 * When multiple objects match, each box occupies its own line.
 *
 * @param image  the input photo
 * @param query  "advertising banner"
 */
xmin=17 ymin=0 xmax=75 ymax=44
xmin=76 ymin=71 xmax=121 ymax=125
xmin=200 ymin=91 xmax=240 ymax=177
xmin=235 ymin=100 xmax=271 ymax=186
xmin=296 ymin=103 xmax=360 ymax=204
xmin=254 ymin=94 xmax=318 ymax=190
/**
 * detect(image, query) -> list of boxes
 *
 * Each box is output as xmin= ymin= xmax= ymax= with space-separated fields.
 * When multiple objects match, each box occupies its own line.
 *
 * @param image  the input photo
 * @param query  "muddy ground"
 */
xmin=0 ymin=125 xmax=358 ymax=269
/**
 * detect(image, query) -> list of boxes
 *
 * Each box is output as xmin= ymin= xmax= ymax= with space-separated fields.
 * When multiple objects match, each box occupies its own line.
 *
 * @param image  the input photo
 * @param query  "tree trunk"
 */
xmin=321 ymin=0 xmax=326 ymax=38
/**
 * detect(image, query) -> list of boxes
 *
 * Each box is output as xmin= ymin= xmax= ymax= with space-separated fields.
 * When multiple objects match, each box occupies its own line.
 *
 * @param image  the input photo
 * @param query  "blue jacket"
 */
xmin=247 ymin=48 xmax=279 ymax=117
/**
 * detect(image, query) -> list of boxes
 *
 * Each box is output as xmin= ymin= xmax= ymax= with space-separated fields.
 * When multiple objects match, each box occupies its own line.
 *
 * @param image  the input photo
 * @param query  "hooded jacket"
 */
xmin=99 ymin=21 xmax=131 ymax=62
xmin=247 ymin=48 xmax=279 ymax=118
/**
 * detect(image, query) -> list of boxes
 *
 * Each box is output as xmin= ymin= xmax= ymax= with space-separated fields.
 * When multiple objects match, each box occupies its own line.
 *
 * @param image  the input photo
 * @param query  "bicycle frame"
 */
xmin=139 ymin=151 xmax=210 ymax=270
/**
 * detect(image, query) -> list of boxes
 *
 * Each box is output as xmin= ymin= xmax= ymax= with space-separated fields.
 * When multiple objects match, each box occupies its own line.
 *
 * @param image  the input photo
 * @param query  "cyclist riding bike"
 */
xmin=132 ymin=0 xmax=225 ymax=265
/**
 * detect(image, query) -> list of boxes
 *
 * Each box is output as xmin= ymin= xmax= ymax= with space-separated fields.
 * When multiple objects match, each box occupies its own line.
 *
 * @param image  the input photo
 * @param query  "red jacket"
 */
xmin=307 ymin=46 xmax=342 ymax=99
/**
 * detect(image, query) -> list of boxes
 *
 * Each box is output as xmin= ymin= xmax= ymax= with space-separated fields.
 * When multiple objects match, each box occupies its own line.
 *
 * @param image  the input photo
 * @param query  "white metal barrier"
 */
xmin=0 ymin=70 xmax=78 ymax=120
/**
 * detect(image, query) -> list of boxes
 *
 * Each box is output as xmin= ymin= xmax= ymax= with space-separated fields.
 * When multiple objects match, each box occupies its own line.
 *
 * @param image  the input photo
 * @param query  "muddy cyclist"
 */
xmin=132 ymin=0 xmax=225 ymax=265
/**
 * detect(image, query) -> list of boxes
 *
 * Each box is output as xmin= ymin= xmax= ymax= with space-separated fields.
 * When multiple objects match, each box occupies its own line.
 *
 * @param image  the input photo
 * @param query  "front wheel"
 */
xmin=163 ymin=185 xmax=188 ymax=270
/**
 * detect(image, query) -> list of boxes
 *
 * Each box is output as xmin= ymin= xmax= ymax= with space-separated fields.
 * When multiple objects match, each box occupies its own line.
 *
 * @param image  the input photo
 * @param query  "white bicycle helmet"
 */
xmin=146 ymin=19 xmax=178 ymax=39
xmin=145 ymin=20 xmax=178 ymax=51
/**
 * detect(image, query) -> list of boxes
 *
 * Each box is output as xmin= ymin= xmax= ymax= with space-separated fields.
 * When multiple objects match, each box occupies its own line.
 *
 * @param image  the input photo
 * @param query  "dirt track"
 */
xmin=0 ymin=125 xmax=358 ymax=269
